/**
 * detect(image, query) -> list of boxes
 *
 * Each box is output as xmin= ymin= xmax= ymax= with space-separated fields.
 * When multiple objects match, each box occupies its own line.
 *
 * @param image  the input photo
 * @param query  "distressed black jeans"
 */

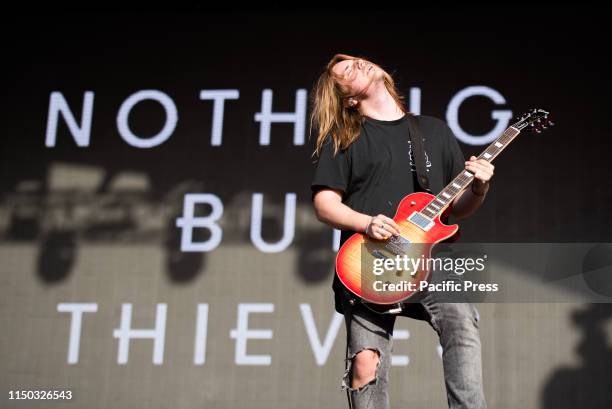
xmin=340 ymin=290 xmax=486 ymax=409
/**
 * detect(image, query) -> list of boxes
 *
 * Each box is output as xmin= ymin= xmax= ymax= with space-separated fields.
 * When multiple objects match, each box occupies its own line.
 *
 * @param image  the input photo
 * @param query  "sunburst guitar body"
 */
xmin=336 ymin=191 xmax=458 ymax=307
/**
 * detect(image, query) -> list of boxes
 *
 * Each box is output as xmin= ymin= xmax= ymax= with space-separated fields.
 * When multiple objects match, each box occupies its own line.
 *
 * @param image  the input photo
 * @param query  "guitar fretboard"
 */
xmin=420 ymin=126 xmax=521 ymax=219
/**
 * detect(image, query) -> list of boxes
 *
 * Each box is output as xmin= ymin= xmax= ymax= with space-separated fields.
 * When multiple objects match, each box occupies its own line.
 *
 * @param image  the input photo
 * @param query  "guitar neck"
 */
xmin=420 ymin=126 xmax=521 ymax=219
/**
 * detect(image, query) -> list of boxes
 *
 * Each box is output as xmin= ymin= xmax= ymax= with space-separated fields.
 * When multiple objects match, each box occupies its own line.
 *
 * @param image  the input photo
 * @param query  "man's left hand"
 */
xmin=465 ymin=156 xmax=494 ymax=195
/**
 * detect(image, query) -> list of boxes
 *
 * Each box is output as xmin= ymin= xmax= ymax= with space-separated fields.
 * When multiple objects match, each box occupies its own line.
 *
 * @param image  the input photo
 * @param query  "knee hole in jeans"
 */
xmin=343 ymin=348 xmax=381 ymax=391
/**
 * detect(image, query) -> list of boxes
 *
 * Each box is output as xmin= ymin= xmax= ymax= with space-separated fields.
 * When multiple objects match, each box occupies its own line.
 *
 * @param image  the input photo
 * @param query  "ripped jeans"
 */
xmin=340 ymin=289 xmax=486 ymax=409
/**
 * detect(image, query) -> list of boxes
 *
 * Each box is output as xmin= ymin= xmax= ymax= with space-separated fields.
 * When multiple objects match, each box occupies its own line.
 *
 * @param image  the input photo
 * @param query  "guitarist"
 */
xmin=310 ymin=54 xmax=493 ymax=409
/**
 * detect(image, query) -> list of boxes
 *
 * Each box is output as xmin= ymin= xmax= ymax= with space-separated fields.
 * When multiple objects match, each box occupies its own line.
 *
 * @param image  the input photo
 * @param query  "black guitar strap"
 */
xmin=406 ymin=114 xmax=431 ymax=193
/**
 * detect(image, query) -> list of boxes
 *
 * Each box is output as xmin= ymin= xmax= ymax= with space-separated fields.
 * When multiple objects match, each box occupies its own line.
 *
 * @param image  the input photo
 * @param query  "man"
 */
xmin=310 ymin=54 xmax=493 ymax=409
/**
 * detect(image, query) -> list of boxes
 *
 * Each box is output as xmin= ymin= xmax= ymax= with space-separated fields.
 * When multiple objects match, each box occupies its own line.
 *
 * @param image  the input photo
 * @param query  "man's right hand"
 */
xmin=365 ymin=214 xmax=401 ymax=240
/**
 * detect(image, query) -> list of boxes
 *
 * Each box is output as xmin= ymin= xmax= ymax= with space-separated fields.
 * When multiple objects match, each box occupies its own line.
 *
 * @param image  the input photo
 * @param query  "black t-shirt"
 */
xmin=310 ymin=114 xmax=466 ymax=314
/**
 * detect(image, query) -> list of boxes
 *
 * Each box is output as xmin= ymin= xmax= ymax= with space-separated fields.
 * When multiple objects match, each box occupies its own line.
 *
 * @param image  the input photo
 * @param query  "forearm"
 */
xmin=314 ymin=199 xmax=371 ymax=233
xmin=451 ymin=181 xmax=489 ymax=220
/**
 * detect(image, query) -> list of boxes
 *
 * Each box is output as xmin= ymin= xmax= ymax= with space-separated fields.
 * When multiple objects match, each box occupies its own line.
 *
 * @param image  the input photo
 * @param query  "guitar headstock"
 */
xmin=513 ymin=108 xmax=554 ymax=133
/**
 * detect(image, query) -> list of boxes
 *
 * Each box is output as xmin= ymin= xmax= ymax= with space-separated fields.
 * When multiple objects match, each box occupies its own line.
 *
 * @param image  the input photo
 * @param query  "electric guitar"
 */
xmin=335 ymin=109 xmax=553 ymax=313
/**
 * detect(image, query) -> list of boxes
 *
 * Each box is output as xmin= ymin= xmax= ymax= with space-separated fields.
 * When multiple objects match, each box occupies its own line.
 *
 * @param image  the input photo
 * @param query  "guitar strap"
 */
xmin=406 ymin=114 xmax=431 ymax=193
xmin=343 ymin=296 xmax=355 ymax=409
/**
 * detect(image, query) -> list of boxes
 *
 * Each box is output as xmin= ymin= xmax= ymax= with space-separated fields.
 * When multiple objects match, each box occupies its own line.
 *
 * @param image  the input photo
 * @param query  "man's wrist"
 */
xmin=363 ymin=215 xmax=374 ymax=235
xmin=471 ymin=181 xmax=489 ymax=196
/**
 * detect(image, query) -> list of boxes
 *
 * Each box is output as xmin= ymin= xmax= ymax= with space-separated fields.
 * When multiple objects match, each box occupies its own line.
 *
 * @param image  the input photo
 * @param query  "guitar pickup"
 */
xmin=407 ymin=211 xmax=434 ymax=231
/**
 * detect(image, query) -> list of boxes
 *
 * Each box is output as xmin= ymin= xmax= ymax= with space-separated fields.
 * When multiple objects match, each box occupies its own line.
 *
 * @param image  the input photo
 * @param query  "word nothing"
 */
xmin=45 ymin=86 xmax=512 ymax=148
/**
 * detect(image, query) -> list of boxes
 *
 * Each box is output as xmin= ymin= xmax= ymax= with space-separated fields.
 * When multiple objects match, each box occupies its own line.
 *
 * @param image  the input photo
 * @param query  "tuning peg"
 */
xmin=544 ymin=115 xmax=554 ymax=127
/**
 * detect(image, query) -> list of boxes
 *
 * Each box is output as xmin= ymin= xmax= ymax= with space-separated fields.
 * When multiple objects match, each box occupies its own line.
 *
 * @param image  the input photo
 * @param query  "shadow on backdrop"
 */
xmin=541 ymin=304 xmax=612 ymax=408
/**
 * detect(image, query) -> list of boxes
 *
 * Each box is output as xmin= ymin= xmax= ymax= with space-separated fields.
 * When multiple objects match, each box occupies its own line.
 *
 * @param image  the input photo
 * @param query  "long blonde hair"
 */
xmin=310 ymin=53 xmax=407 ymax=157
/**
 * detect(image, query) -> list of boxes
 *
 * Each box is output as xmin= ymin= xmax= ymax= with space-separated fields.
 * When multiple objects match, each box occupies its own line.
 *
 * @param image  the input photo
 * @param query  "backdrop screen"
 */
xmin=1 ymin=8 xmax=611 ymax=409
